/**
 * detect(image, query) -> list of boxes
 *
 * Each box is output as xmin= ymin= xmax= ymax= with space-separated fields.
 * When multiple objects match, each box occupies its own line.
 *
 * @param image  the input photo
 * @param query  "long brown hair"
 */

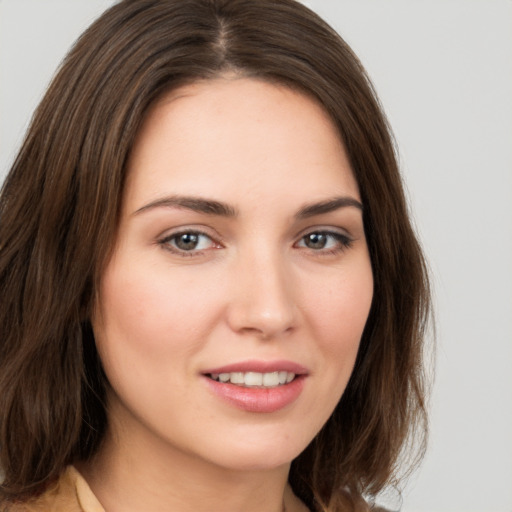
xmin=0 ymin=1 xmax=431 ymax=510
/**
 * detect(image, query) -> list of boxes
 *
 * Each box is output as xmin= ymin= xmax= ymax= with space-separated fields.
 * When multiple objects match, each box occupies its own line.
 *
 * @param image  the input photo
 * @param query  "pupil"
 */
xmin=306 ymin=233 xmax=326 ymax=249
xmin=176 ymin=233 xmax=199 ymax=250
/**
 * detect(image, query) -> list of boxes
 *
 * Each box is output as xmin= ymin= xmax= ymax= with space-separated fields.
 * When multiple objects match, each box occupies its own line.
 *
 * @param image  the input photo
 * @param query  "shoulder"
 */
xmin=2 ymin=467 xmax=103 ymax=512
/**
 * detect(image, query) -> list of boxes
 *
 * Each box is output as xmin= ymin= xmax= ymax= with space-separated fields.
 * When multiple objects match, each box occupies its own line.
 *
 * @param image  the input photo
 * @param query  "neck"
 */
xmin=78 ymin=413 xmax=295 ymax=512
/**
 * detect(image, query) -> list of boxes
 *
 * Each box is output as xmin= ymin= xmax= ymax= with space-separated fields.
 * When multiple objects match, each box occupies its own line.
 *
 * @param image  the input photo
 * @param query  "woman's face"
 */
xmin=92 ymin=78 xmax=373 ymax=471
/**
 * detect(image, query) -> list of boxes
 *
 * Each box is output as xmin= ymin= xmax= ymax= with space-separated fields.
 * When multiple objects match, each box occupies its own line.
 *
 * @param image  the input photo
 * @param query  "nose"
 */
xmin=226 ymin=248 xmax=297 ymax=340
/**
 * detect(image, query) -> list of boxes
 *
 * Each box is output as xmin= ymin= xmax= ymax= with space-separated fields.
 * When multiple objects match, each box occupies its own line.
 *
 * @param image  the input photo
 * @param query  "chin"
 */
xmin=212 ymin=450 xmax=295 ymax=473
xmin=195 ymin=430 xmax=313 ymax=473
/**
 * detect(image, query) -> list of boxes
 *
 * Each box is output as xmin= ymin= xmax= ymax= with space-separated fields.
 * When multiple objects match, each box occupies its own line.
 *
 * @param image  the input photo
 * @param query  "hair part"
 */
xmin=0 ymin=1 xmax=432 ymax=510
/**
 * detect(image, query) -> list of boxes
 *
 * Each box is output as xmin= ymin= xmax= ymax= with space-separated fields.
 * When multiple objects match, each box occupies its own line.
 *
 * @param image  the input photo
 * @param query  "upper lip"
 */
xmin=202 ymin=360 xmax=309 ymax=375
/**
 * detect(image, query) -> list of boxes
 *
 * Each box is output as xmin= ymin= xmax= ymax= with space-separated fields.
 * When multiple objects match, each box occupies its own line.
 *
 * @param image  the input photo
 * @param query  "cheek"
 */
xmin=92 ymin=262 xmax=222 ymax=381
xmin=280 ymin=259 xmax=373 ymax=448
xmin=301 ymin=257 xmax=373 ymax=401
xmin=306 ymin=262 xmax=373 ymax=348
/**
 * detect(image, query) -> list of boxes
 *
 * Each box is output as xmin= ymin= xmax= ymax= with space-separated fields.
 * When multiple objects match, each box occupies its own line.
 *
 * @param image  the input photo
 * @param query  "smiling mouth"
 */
xmin=208 ymin=371 xmax=296 ymax=388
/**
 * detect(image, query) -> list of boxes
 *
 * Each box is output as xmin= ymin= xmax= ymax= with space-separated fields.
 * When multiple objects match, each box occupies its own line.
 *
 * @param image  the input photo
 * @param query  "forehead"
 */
xmin=124 ymin=77 xmax=360 ymax=211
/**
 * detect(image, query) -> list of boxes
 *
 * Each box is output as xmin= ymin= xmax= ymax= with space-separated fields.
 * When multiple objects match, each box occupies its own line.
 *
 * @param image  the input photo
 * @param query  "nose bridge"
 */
xmin=227 ymin=240 xmax=296 ymax=338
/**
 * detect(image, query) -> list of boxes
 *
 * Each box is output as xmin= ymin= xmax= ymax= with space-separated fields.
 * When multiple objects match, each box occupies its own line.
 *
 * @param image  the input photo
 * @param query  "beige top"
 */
xmin=8 ymin=466 xmax=104 ymax=512
xmin=6 ymin=467 xmax=386 ymax=512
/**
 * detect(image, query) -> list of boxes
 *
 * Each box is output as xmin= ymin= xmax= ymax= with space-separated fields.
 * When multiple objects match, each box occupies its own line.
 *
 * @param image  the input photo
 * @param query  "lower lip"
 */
xmin=203 ymin=375 xmax=306 ymax=413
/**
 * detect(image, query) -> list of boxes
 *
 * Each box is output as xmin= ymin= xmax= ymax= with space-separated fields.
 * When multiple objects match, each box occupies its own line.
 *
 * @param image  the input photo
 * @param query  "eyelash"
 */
xmin=296 ymin=231 xmax=353 ymax=256
xmin=158 ymin=230 xmax=220 ymax=257
xmin=158 ymin=229 xmax=353 ymax=257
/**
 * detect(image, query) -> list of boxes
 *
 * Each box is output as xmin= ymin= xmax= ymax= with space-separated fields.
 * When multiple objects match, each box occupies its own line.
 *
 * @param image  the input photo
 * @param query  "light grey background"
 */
xmin=1 ymin=1 xmax=511 ymax=511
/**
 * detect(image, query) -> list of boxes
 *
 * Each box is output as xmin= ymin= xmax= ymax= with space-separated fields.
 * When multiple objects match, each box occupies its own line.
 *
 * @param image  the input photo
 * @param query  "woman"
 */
xmin=0 ymin=1 xmax=431 ymax=511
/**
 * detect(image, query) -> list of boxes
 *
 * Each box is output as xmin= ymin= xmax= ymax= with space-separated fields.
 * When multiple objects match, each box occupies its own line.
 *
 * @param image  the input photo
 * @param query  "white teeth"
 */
xmin=244 ymin=372 xmax=263 ymax=386
xmin=262 ymin=372 xmax=279 ymax=387
xmin=209 ymin=371 xmax=296 ymax=387
xmin=230 ymin=372 xmax=244 ymax=384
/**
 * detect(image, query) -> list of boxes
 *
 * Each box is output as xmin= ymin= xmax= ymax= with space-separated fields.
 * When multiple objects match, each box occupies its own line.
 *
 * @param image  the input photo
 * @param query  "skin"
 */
xmin=82 ymin=77 xmax=374 ymax=512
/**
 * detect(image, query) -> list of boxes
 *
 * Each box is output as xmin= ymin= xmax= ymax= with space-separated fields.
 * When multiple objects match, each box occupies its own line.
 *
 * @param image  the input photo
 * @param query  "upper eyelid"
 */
xmin=158 ymin=226 xmax=223 ymax=243
xmin=300 ymin=229 xmax=351 ymax=239
xmin=161 ymin=230 xmax=213 ymax=242
xmin=295 ymin=225 xmax=353 ymax=240
xmin=295 ymin=230 xmax=352 ymax=246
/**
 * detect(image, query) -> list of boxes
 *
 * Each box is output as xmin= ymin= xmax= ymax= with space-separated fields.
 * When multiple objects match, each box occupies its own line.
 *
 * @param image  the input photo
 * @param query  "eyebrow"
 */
xmin=133 ymin=196 xmax=238 ymax=217
xmin=133 ymin=194 xmax=362 ymax=218
xmin=295 ymin=196 xmax=363 ymax=219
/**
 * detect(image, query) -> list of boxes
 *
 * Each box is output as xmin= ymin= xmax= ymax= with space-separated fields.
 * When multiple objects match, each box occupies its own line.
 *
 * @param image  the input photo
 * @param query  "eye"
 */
xmin=160 ymin=230 xmax=218 ymax=254
xmin=296 ymin=231 xmax=352 ymax=253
